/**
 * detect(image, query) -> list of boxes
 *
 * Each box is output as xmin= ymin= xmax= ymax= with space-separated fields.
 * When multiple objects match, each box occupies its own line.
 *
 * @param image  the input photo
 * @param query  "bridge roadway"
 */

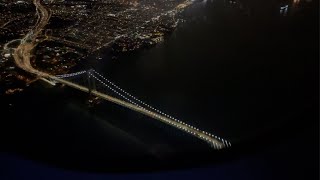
xmin=50 ymin=76 xmax=226 ymax=149
xmin=11 ymin=0 xmax=229 ymax=149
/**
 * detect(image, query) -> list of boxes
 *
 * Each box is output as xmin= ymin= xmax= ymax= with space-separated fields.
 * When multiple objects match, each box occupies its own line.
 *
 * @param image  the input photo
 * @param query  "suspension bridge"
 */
xmin=51 ymin=69 xmax=231 ymax=149
xmin=10 ymin=0 xmax=231 ymax=150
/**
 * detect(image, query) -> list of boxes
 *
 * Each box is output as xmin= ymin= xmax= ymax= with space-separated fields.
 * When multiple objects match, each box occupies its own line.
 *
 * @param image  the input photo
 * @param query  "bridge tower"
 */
xmin=86 ymin=69 xmax=96 ymax=94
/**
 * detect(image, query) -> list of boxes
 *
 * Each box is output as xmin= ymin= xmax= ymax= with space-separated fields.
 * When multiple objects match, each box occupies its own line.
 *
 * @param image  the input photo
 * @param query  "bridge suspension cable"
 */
xmin=90 ymin=72 xmax=225 ymax=149
xmin=90 ymin=70 xmax=231 ymax=148
xmin=55 ymin=70 xmax=87 ymax=79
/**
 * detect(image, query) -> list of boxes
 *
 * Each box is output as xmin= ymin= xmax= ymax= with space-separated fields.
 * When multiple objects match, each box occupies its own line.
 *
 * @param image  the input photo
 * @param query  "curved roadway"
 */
xmin=13 ymin=0 xmax=50 ymax=77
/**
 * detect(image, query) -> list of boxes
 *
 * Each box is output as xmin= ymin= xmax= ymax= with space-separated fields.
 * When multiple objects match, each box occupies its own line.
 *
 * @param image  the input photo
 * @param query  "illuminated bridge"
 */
xmin=10 ymin=0 xmax=230 ymax=150
xmin=49 ymin=69 xmax=232 ymax=149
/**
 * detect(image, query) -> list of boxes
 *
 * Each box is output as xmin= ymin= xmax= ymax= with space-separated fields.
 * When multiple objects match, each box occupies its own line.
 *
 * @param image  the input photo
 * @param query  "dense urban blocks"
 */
xmin=0 ymin=0 xmax=192 ymax=93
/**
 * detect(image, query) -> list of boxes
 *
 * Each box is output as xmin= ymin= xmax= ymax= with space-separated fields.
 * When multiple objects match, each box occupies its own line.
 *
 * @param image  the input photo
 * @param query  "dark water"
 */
xmin=1 ymin=0 xmax=318 ymax=172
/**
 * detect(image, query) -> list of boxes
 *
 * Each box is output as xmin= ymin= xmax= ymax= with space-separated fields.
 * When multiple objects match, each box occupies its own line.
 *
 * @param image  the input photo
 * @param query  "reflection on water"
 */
xmin=1 ymin=0 xmax=317 ymax=171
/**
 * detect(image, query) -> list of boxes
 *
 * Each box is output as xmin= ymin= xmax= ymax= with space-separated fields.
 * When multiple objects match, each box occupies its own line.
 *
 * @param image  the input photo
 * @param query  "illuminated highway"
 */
xmin=13 ymin=0 xmax=50 ymax=78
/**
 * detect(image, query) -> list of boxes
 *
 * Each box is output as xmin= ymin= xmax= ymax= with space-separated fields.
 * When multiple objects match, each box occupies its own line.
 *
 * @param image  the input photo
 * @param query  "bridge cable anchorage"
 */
xmin=90 ymin=71 xmax=231 ymax=149
xmin=55 ymin=70 xmax=87 ymax=79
